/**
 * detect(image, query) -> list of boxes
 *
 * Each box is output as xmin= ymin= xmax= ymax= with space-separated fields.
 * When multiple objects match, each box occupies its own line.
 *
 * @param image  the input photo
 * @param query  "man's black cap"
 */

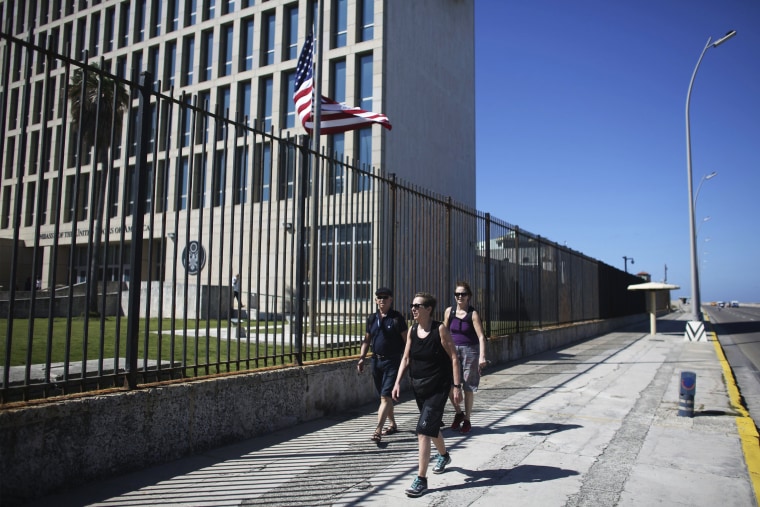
xmin=375 ymin=287 xmax=392 ymax=297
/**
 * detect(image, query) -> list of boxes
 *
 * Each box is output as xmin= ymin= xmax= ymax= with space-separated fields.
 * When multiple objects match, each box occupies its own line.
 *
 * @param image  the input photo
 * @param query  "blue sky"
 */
xmin=475 ymin=0 xmax=760 ymax=304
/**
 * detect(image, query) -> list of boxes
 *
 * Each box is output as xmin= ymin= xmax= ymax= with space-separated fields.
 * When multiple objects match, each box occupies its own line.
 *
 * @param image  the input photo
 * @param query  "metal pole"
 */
xmin=308 ymin=1 xmax=325 ymax=338
xmin=685 ymin=30 xmax=735 ymax=321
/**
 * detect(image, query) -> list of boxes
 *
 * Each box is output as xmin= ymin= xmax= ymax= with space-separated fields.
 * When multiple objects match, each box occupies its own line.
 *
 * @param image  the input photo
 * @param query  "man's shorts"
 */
xmin=372 ymin=355 xmax=400 ymax=397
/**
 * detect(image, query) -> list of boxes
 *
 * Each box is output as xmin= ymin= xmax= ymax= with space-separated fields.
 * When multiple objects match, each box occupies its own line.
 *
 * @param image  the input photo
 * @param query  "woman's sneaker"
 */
xmin=432 ymin=452 xmax=451 ymax=473
xmin=405 ymin=476 xmax=428 ymax=497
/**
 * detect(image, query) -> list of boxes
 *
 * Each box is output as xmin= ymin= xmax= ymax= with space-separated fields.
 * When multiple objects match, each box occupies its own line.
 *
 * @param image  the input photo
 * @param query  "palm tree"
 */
xmin=68 ymin=64 xmax=130 ymax=314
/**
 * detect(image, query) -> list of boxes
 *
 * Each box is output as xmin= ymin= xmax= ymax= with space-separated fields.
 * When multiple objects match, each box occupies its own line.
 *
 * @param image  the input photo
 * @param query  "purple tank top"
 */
xmin=449 ymin=307 xmax=478 ymax=346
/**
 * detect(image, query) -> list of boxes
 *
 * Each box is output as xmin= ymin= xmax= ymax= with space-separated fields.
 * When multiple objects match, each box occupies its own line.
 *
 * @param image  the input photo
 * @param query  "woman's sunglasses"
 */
xmin=409 ymin=303 xmax=429 ymax=309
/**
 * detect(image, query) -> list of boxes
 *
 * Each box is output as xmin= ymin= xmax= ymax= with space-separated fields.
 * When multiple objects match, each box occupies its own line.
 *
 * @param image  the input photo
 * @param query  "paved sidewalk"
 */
xmin=25 ymin=313 xmax=759 ymax=506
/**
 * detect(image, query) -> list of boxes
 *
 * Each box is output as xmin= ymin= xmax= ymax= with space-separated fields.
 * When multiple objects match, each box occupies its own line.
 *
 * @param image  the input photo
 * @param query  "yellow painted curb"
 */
xmin=708 ymin=319 xmax=760 ymax=505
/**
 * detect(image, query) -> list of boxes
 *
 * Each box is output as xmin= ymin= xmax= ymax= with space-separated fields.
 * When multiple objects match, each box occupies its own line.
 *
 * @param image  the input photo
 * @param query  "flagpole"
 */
xmin=308 ymin=1 xmax=324 ymax=338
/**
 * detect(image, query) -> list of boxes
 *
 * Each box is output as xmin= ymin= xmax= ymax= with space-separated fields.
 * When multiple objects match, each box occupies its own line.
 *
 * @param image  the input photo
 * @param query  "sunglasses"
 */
xmin=454 ymin=292 xmax=469 ymax=298
xmin=409 ymin=303 xmax=429 ymax=309
xmin=376 ymin=295 xmax=389 ymax=300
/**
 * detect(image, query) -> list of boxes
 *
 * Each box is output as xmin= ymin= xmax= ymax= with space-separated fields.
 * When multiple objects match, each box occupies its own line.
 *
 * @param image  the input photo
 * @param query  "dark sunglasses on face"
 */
xmin=410 ymin=303 xmax=428 ymax=309
xmin=376 ymin=295 xmax=389 ymax=300
xmin=454 ymin=292 xmax=469 ymax=298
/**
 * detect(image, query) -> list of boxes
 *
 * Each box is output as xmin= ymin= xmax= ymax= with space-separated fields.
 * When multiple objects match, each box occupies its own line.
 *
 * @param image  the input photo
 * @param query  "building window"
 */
xmin=319 ymin=223 xmax=372 ymax=301
xmin=182 ymin=36 xmax=195 ymax=85
xmin=212 ymin=150 xmax=225 ymax=207
xmin=328 ymin=134 xmax=344 ymax=195
xmin=169 ymin=0 xmax=180 ymax=31
xmin=217 ymin=86 xmax=230 ymax=139
xmin=222 ymin=0 xmax=235 ymax=15
xmin=333 ymin=0 xmax=347 ymax=48
xmin=177 ymin=156 xmax=188 ymax=210
xmin=241 ymin=17 xmax=254 ymax=71
xmin=149 ymin=46 xmax=160 ymax=90
xmin=259 ymin=76 xmax=273 ymax=131
xmin=253 ymin=143 xmax=271 ymax=202
xmin=356 ymin=127 xmax=372 ymax=191
xmin=164 ymin=41 xmax=176 ymax=90
xmin=278 ymin=144 xmax=296 ymax=200
xmin=262 ymin=12 xmax=275 ymax=66
xmin=358 ymin=53 xmax=372 ymax=110
xmin=90 ymin=12 xmax=101 ymax=56
xmin=234 ymin=146 xmax=248 ymax=204
xmin=238 ymin=80 xmax=251 ymax=126
xmin=285 ymin=4 xmax=298 ymax=60
xmin=204 ymin=0 xmax=216 ymax=21
xmin=201 ymin=30 xmax=213 ymax=81
xmin=135 ymin=0 xmax=146 ymax=43
xmin=332 ymin=59 xmax=346 ymax=102
xmin=118 ymin=3 xmax=129 ymax=48
xmin=151 ymin=1 xmax=162 ymax=37
xmin=105 ymin=7 xmax=114 ymax=51
xmin=222 ymin=24 xmax=233 ymax=76
xmin=186 ymin=0 xmax=197 ymax=27
xmin=283 ymin=71 xmax=296 ymax=128
xmin=359 ymin=0 xmax=374 ymax=41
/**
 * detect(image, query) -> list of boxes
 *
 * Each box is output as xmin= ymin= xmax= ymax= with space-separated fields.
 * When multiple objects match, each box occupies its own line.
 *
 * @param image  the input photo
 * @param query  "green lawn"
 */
xmin=0 ymin=317 xmax=295 ymax=369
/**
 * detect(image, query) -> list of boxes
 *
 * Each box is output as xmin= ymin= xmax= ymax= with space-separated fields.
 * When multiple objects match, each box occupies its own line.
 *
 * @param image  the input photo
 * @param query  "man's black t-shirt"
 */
xmin=365 ymin=309 xmax=407 ymax=357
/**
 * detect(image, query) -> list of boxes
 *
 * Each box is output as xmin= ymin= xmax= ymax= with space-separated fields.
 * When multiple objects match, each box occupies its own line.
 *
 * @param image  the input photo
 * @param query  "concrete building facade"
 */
xmin=0 ymin=0 xmax=474 ymax=299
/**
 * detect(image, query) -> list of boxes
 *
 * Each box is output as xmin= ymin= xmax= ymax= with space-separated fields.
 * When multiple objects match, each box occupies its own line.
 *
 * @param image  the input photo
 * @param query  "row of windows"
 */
xmin=9 ymin=0 xmax=374 ymax=67
xmin=0 ymin=123 xmax=374 ymax=231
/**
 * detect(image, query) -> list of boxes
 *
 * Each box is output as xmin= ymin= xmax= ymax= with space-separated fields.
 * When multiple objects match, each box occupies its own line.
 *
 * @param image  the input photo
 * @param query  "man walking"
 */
xmin=357 ymin=287 xmax=407 ymax=443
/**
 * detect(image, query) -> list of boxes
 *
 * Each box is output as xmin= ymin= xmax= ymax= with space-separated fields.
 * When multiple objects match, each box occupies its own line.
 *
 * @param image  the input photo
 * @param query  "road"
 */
xmin=704 ymin=304 xmax=760 ymax=421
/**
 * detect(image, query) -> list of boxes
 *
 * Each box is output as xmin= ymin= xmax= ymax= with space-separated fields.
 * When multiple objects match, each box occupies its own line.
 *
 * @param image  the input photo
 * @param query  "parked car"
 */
xmin=731 ymin=301 xmax=740 ymax=308
xmin=718 ymin=301 xmax=725 ymax=308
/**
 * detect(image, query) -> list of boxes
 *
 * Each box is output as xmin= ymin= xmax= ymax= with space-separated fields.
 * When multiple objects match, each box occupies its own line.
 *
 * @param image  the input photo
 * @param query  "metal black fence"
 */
xmin=0 ymin=29 xmax=645 ymax=403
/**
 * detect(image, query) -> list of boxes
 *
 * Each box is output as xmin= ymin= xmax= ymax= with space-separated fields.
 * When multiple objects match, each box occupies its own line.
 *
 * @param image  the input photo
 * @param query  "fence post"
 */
xmin=292 ymin=135 xmax=310 ymax=365
xmin=125 ymin=72 xmax=152 ymax=389
xmin=483 ymin=214 xmax=492 ymax=338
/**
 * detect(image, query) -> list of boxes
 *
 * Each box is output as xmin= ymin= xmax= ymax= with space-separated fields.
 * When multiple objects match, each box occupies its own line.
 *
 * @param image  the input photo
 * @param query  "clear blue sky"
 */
xmin=475 ymin=0 xmax=760 ymax=304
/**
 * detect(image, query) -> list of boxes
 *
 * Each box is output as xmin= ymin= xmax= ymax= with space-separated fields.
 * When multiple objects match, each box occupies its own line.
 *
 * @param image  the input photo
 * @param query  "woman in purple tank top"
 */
xmin=443 ymin=281 xmax=488 ymax=434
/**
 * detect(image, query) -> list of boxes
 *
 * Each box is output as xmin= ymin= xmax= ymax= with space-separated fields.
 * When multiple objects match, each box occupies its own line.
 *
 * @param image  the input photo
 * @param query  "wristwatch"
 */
xmin=453 ymin=384 xmax=462 ymax=389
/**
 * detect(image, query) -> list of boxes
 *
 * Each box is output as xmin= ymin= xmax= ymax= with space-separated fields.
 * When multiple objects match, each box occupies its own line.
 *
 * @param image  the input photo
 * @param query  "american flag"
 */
xmin=293 ymin=34 xmax=392 ymax=134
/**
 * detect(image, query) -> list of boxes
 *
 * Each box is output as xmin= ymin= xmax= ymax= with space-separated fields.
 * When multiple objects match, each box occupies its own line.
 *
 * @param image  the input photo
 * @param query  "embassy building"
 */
xmin=0 ymin=0 xmax=475 ymax=316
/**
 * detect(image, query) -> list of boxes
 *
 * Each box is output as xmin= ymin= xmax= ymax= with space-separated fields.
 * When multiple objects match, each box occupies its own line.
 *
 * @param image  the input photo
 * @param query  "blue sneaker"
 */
xmin=405 ymin=476 xmax=428 ymax=497
xmin=432 ymin=452 xmax=451 ymax=473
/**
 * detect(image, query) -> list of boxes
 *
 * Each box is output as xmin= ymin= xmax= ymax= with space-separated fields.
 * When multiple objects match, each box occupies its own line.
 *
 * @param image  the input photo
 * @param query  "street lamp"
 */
xmin=696 ymin=216 xmax=711 ymax=237
xmin=694 ymin=171 xmax=717 ymax=208
xmin=685 ymin=30 xmax=736 ymax=321
xmin=623 ymin=255 xmax=634 ymax=273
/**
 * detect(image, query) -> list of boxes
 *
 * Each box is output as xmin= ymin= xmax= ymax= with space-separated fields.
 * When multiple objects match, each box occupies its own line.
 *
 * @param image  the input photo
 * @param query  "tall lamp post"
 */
xmin=685 ymin=30 xmax=736 ymax=321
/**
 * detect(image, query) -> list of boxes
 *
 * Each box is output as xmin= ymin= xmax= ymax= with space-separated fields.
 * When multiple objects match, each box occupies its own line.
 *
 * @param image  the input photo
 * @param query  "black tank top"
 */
xmin=409 ymin=321 xmax=452 ymax=380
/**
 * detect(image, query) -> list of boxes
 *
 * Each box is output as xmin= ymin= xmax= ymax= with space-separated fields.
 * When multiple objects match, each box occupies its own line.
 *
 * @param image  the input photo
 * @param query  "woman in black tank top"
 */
xmin=392 ymin=292 xmax=462 ymax=497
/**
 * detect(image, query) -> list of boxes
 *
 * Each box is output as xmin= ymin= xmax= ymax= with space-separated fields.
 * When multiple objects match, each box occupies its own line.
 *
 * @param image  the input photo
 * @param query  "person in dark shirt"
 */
xmin=392 ymin=292 xmax=462 ymax=498
xmin=358 ymin=287 xmax=408 ymax=443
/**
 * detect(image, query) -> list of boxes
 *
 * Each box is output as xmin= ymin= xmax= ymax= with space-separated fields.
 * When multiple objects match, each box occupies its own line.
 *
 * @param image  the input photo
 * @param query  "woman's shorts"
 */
xmin=455 ymin=344 xmax=481 ymax=392
xmin=414 ymin=386 xmax=449 ymax=437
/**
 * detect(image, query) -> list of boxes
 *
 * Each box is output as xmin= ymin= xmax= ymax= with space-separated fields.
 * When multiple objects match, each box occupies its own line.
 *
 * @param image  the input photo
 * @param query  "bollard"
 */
xmin=678 ymin=371 xmax=697 ymax=417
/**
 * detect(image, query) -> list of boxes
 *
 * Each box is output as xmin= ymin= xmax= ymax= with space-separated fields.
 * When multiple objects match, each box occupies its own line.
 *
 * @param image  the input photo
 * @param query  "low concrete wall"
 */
xmin=0 ymin=313 xmax=646 ymax=505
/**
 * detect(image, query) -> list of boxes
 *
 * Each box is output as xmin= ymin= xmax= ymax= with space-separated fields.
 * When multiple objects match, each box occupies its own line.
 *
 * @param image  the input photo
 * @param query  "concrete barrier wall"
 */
xmin=0 ymin=314 xmax=646 ymax=505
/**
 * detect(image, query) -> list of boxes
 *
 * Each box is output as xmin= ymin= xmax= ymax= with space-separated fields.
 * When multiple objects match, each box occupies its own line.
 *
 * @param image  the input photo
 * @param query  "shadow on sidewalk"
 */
xmin=440 ymin=464 xmax=580 ymax=492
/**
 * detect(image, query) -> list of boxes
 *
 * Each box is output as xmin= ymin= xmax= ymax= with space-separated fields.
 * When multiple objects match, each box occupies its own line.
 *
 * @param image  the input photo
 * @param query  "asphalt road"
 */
xmin=704 ymin=304 xmax=760 ymax=421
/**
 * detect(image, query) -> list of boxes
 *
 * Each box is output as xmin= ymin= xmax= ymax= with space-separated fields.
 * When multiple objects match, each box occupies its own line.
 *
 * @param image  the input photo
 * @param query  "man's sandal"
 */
xmin=381 ymin=425 xmax=398 ymax=436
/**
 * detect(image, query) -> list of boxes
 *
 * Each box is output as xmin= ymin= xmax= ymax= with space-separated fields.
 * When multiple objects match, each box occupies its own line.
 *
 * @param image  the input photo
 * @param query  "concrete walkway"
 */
xmin=24 ymin=313 xmax=759 ymax=506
